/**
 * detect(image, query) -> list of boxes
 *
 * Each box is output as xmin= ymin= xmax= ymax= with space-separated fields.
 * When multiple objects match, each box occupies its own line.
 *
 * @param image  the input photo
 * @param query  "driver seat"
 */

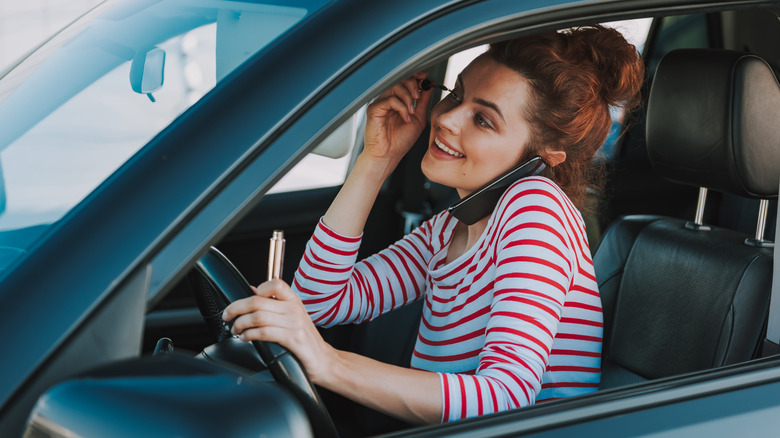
xmin=595 ymin=49 xmax=780 ymax=388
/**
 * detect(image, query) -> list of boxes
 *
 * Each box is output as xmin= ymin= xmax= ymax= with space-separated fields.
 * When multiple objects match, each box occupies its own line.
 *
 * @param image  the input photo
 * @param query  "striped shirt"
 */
xmin=293 ymin=176 xmax=602 ymax=422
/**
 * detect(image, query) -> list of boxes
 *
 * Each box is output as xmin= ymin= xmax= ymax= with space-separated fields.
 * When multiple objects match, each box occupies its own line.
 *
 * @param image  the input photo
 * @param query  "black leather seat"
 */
xmin=596 ymin=49 xmax=780 ymax=389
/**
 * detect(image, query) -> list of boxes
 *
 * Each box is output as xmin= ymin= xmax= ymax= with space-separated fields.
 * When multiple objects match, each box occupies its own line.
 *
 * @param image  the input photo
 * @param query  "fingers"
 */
xmin=412 ymin=82 xmax=434 ymax=124
xmin=231 ymin=307 xmax=293 ymax=340
xmin=393 ymin=75 xmax=423 ymax=116
xmin=216 ymin=280 xmax=333 ymax=383
xmin=221 ymin=279 xmax=310 ymax=341
xmin=222 ymin=279 xmax=294 ymax=321
xmin=235 ymin=325 xmax=289 ymax=345
xmin=371 ymin=72 xmax=430 ymax=122
xmin=254 ymin=279 xmax=295 ymax=300
xmin=222 ymin=294 xmax=281 ymax=321
xmin=371 ymin=94 xmax=415 ymax=123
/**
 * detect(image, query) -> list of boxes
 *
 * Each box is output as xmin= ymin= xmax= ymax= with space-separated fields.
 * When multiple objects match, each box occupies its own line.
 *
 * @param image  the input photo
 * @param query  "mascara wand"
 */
xmin=419 ymin=78 xmax=450 ymax=92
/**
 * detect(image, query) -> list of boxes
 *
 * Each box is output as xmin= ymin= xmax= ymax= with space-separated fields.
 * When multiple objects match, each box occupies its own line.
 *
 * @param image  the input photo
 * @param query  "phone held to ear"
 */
xmin=448 ymin=156 xmax=546 ymax=225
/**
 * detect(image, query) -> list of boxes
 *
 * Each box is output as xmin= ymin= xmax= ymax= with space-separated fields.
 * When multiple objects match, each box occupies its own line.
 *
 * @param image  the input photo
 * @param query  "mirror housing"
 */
xmin=130 ymin=47 xmax=165 ymax=101
xmin=24 ymin=353 xmax=312 ymax=438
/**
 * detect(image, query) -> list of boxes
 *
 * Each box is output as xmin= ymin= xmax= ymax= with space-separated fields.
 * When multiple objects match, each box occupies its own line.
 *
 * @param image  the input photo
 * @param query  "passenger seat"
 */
xmin=595 ymin=49 xmax=780 ymax=388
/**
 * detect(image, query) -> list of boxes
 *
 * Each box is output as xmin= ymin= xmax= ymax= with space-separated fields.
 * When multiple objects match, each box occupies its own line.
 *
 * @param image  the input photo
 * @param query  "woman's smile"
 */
xmin=432 ymin=137 xmax=465 ymax=158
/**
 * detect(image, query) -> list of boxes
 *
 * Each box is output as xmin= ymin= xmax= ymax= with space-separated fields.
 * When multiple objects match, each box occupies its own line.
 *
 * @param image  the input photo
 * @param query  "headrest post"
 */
xmin=745 ymin=199 xmax=775 ymax=248
xmin=694 ymin=187 xmax=708 ymax=226
xmin=745 ymin=199 xmax=774 ymax=247
xmin=756 ymin=199 xmax=769 ymax=241
xmin=685 ymin=187 xmax=711 ymax=231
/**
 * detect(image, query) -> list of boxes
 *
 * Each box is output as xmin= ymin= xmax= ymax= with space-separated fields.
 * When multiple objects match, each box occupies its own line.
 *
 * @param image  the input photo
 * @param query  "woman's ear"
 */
xmin=544 ymin=150 xmax=566 ymax=167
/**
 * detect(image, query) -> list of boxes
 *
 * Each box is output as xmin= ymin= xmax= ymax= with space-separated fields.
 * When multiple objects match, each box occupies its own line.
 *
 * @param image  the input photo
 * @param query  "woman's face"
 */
xmin=422 ymin=55 xmax=536 ymax=198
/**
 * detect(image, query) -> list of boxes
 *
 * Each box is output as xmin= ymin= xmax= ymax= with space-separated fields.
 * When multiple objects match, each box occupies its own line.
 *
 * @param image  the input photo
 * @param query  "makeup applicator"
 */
xmin=419 ymin=78 xmax=450 ymax=92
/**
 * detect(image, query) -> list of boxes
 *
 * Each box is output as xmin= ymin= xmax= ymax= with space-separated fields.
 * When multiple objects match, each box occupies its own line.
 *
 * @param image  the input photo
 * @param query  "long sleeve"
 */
xmin=293 ymin=214 xmax=455 ymax=327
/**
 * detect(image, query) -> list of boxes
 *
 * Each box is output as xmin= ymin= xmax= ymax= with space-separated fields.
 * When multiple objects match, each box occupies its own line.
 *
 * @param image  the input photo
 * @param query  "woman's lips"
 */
xmin=432 ymin=137 xmax=465 ymax=158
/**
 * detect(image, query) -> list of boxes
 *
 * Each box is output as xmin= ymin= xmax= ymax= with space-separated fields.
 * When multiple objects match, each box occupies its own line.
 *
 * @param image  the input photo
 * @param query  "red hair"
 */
xmin=488 ymin=25 xmax=644 ymax=211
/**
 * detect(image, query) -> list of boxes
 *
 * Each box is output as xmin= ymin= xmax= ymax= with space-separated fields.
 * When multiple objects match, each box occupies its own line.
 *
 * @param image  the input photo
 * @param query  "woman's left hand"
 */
xmin=222 ymin=279 xmax=336 ymax=384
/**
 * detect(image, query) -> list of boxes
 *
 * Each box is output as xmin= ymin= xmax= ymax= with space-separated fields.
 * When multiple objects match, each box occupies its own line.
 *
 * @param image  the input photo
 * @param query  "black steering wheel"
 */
xmin=193 ymin=246 xmax=338 ymax=438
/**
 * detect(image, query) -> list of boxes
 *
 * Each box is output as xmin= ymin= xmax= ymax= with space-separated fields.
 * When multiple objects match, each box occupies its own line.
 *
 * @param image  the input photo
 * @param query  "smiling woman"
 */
xmin=420 ymin=56 xmax=540 ymax=196
xmin=222 ymin=24 xmax=644 ymax=425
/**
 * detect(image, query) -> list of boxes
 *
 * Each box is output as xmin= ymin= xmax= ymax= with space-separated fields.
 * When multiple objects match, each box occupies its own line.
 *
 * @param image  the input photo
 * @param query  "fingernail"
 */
xmin=221 ymin=310 xmax=227 ymax=320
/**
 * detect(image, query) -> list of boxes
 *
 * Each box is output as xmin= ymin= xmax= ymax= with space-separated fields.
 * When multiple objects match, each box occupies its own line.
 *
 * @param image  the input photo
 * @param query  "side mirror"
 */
xmin=24 ymin=354 xmax=313 ymax=437
xmin=130 ymin=47 xmax=165 ymax=102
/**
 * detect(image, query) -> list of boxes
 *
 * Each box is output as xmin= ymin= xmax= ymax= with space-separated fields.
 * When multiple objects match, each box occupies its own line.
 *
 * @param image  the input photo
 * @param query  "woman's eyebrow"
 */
xmin=458 ymin=74 xmax=505 ymax=124
xmin=475 ymin=98 xmax=504 ymax=123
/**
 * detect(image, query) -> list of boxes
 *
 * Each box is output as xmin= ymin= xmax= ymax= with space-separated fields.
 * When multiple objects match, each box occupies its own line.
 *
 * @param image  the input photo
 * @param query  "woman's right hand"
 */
xmin=363 ymin=72 xmax=433 ymax=164
xmin=320 ymin=73 xmax=434 ymax=237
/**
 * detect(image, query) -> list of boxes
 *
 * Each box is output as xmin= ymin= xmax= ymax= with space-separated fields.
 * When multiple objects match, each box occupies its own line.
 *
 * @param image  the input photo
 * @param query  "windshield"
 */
xmin=0 ymin=0 xmax=324 ymax=271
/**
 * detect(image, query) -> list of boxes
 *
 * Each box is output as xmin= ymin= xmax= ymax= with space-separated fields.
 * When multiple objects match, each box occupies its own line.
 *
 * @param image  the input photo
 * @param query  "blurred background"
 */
xmin=0 ymin=0 xmax=103 ymax=72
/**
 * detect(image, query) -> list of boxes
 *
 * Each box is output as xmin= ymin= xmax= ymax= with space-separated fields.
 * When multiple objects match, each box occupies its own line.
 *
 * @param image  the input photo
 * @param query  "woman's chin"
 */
xmin=420 ymin=154 xmax=444 ymax=184
xmin=421 ymin=160 xmax=468 ymax=196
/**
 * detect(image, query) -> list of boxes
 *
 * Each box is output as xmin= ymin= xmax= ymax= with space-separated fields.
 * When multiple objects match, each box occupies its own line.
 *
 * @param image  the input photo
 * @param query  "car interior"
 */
xmin=140 ymin=6 xmax=780 ymax=437
xmin=597 ymin=47 xmax=779 ymax=389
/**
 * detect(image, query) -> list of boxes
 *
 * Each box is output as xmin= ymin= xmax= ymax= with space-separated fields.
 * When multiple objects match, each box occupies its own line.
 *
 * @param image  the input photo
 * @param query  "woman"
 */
xmin=223 ymin=25 xmax=644 ymax=424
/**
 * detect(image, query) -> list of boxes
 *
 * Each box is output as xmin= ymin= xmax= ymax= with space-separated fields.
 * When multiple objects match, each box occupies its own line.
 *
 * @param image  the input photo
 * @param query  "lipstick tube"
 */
xmin=267 ymin=230 xmax=285 ymax=281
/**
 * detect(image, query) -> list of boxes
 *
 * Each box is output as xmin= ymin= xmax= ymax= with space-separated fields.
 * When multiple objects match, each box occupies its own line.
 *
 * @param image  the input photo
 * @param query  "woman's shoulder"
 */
xmin=493 ymin=176 xmax=583 ymax=228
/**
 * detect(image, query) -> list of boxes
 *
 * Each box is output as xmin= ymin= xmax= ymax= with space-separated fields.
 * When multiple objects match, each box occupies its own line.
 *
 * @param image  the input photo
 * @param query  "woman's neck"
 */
xmin=446 ymin=217 xmax=489 ymax=264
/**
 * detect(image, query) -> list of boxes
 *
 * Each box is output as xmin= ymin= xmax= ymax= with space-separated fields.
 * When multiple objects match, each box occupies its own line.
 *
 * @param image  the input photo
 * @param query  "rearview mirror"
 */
xmin=130 ymin=47 xmax=165 ymax=101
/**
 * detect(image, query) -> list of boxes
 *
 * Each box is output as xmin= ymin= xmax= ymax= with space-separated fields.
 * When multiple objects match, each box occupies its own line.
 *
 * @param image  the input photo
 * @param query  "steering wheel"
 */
xmin=193 ymin=246 xmax=338 ymax=438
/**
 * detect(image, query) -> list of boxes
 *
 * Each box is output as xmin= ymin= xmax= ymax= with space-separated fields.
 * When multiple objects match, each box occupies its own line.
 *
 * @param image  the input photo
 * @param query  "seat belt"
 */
xmin=762 ymin=179 xmax=780 ymax=356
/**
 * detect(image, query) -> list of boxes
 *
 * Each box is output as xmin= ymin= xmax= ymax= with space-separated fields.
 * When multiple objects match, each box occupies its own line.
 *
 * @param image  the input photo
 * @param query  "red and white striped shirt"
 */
xmin=293 ymin=177 xmax=602 ymax=422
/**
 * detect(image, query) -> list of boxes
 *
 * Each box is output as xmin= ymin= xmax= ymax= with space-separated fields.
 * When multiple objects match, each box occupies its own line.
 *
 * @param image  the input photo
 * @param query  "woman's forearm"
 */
xmin=321 ymin=153 xmax=399 ymax=237
xmin=324 ymin=72 xmax=431 ymax=237
xmin=318 ymin=348 xmax=442 ymax=424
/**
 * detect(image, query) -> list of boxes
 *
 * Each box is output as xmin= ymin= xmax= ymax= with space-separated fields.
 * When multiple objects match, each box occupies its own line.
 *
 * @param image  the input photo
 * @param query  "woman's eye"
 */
xmin=448 ymin=91 xmax=462 ymax=103
xmin=475 ymin=113 xmax=491 ymax=129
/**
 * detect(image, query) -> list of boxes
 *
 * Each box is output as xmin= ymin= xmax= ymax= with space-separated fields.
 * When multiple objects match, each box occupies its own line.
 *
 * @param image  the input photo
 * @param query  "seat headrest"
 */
xmin=646 ymin=49 xmax=780 ymax=199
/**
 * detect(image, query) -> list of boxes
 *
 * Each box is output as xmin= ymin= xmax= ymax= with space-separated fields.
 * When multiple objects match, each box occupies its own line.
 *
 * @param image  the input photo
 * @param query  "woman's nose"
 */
xmin=435 ymin=103 xmax=462 ymax=135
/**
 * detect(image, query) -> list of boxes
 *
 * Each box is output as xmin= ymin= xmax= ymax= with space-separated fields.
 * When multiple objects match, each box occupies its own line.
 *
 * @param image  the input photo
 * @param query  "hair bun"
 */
xmin=566 ymin=25 xmax=645 ymax=110
xmin=486 ymin=26 xmax=645 ymax=211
